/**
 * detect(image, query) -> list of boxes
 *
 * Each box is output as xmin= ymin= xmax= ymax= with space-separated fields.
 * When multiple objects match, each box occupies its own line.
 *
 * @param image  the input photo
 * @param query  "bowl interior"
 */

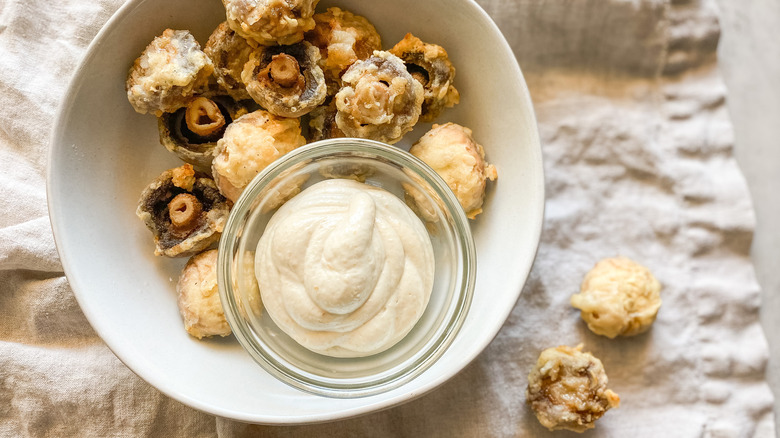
xmin=48 ymin=0 xmax=544 ymax=423
xmin=220 ymin=140 xmax=474 ymax=397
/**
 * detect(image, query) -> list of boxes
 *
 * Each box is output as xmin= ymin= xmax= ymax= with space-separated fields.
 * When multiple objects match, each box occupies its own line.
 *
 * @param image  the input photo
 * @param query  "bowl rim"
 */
xmin=217 ymin=138 xmax=477 ymax=398
xmin=46 ymin=0 xmax=545 ymax=424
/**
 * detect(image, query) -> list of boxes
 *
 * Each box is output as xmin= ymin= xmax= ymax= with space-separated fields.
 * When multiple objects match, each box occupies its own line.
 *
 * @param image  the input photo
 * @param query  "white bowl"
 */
xmin=47 ymin=0 xmax=544 ymax=424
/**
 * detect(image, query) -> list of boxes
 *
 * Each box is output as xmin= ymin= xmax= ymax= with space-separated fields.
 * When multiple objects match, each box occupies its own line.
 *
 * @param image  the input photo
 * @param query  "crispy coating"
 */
xmin=204 ymin=22 xmax=254 ymax=101
xmin=390 ymin=33 xmax=459 ymax=122
xmin=136 ymin=164 xmax=231 ymax=257
xmin=409 ymin=123 xmax=497 ymax=219
xmin=335 ymin=51 xmax=424 ymax=144
xmin=177 ymin=250 xmax=232 ymax=339
xmin=571 ymin=257 xmax=662 ymax=338
xmin=526 ymin=345 xmax=620 ymax=433
xmin=242 ymin=41 xmax=326 ymax=117
xmin=305 ymin=7 xmax=382 ymax=81
xmin=222 ymin=0 xmax=319 ymax=46
xmin=171 ymin=164 xmax=196 ymax=191
xmin=126 ymin=29 xmax=214 ymax=116
xmin=211 ymin=110 xmax=306 ymax=202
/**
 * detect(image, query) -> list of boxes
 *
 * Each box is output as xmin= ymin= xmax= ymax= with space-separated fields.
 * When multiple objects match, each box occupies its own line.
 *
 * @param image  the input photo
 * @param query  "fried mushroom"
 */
xmin=158 ymin=91 xmax=250 ymax=172
xmin=242 ymin=42 xmax=327 ymax=118
xmin=126 ymin=29 xmax=214 ymax=116
xmin=177 ymin=249 xmax=232 ymax=339
xmin=334 ymin=51 xmax=424 ymax=144
xmin=390 ymin=33 xmax=460 ymax=122
xmin=204 ymin=22 xmax=254 ymax=101
xmin=571 ymin=257 xmax=662 ymax=338
xmin=305 ymin=7 xmax=382 ymax=81
xmin=222 ymin=0 xmax=319 ymax=46
xmin=211 ymin=110 xmax=306 ymax=202
xmin=526 ymin=345 xmax=620 ymax=433
xmin=409 ymin=123 xmax=497 ymax=219
xmin=136 ymin=164 xmax=231 ymax=257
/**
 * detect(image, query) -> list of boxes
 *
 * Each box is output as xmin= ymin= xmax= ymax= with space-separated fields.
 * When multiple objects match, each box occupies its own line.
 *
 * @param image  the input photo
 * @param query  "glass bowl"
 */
xmin=217 ymin=138 xmax=476 ymax=398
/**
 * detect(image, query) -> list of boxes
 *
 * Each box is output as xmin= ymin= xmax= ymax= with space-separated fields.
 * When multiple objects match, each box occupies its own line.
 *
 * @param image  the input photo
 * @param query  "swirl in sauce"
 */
xmin=255 ymin=178 xmax=435 ymax=357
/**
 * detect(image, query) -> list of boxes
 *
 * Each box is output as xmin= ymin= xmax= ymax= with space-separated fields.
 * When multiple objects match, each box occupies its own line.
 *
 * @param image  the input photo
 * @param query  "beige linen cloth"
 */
xmin=0 ymin=0 xmax=774 ymax=436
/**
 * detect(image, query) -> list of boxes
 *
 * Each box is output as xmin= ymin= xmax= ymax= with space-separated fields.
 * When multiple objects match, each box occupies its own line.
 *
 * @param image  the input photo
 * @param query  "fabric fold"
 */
xmin=0 ymin=0 xmax=774 ymax=436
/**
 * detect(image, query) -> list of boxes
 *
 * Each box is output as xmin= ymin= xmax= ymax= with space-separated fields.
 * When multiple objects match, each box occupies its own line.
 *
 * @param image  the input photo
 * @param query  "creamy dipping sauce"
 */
xmin=254 ymin=178 xmax=435 ymax=357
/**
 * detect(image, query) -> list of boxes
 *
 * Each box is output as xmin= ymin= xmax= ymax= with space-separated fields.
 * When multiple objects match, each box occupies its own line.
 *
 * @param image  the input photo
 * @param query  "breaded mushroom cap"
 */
xmin=526 ymin=345 xmax=620 ymax=432
xmin=409 ymin=123 xmax=497 ymax=219
xmin=571 ymin=257 xmax=662 ymax=338
xmin=211 ymin=110 xmax=306 ymax=202
xmin=177 ymin=250 xmax=232 ymax=339
xmin=222 ymin=0 xmax=319 ymax=46
xmin=306 ymin=7 xmax=382 ymax=80
xmin=126 ymin=29 xmax=213 ymax=116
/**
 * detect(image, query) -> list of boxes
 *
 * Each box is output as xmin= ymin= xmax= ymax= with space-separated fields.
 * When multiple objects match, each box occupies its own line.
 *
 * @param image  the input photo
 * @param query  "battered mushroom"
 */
xmin=211 ymin=110 xmax=306 ymax=202
xmin=571 ymin=257 xmax=662 ymax=338
xmin=409 ymin=123 xmax=497 ymax=219
xmin=177 ymin=250 xmax=232 ymax=339
xmin=204 ymin=22 xmax=254 ymax=101
xmin=136 ymin=164 xmax=232 ymax=257
xmin=222 ymin=0 xmax=319 ymax=46
xmin=241 ymin=42 xmax=327 ymax=118
xmin=526 ymin=345 xmax=620 ymax=433
xmin=390 ymin=33 xmax=460 ymax=122
xmin=307 ymin=100 xmax=344 ymax=142
xmin=126 ymin=29 xmax=214 ymax=116
xmin=305 ymin=7 xmax=382 ymax=81
xmin=158 ymin=91 xmax=250 ymax=172
xmin=335 ymin=51 xmax=424 ymax=144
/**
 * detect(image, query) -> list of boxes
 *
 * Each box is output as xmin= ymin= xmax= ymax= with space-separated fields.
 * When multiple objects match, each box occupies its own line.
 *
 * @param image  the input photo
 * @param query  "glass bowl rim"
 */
xmin=217 ymin=138 xmax=477 ymax=398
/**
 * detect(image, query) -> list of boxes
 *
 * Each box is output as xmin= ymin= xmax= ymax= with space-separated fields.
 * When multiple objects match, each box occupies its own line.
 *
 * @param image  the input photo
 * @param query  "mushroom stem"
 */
xmin=169 ymin=193 xmax=202 ymax=232
xmin=185 ymin=97 xmax=226 ymax=137
xmin=266 ymin=54 xmax=303 ymax=88
xmin=408 ymin=64 xmax=430 ymax=86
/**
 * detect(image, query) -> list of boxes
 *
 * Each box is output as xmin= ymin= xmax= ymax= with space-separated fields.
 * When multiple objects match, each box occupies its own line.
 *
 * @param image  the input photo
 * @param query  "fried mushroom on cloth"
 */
xmin=204 ymin=22 xmax=254 ymax=101
xmin=136 ymin=164 xmax=231 ymax=257
xmin=241 ymin=41 xmax=326 ymax=117
xmin=389 ymin=33 xmax=460 ymax=122
xmin=409 ymin=123 xmax=497 ymax=219
xmin=158 ymin=88 xmax=250 ymax=172
xmin=177 ymin=249 xmax=232 ymax=339
xmin=211 ymin=110 xmax=306 ymax=202
xmin=305 ymin=7 xmax=382 ymax=82
xmin=222 ymin=0 xmax=319 ymax=46
xmin=334 ymin=51 xmax=424 ymax=144
xmin=307 ymin=100 xmax=344 ymax=142
xmin=126 ymin=29 xmax=214 ymax=116
xmin=526 ymin=345 xmax=620 ymax=433
xmin=571 ymin=257 xmax=662 ymax=338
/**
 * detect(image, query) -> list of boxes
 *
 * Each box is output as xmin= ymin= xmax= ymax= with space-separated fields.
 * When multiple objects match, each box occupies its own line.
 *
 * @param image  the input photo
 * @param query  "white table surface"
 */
xmin=715 ymin=0 xmax=780 ymax=433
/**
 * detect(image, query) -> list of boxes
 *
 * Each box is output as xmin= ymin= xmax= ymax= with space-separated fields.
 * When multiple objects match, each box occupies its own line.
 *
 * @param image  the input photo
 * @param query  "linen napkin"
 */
xmin=0 ymin=0 xmax=774 ymax=436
